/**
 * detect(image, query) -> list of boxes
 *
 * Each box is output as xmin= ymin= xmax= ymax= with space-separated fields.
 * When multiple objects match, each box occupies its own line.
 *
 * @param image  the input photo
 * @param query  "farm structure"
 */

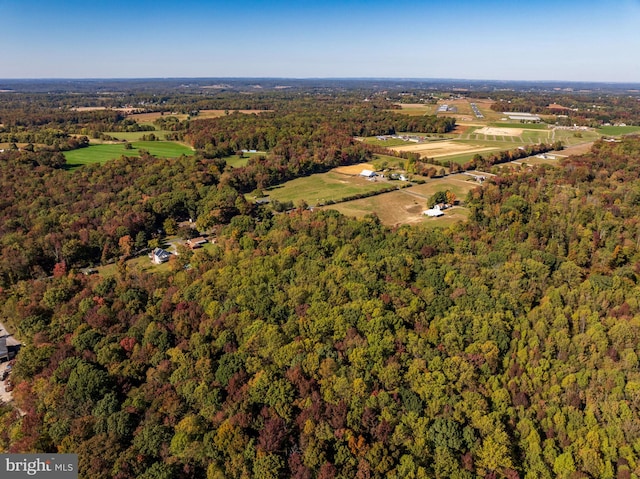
xmin=503 ymin=112 xmax=541 ymax=122
xmin=423 ymin=205 xmax=445 ymax=217
xmin=437 ymin=104 xmax=457 ymax=113
xmin=360 ymin=169 xmax=377 ymax=178
xmin=187 ymin=237 xmax=208 ymax=249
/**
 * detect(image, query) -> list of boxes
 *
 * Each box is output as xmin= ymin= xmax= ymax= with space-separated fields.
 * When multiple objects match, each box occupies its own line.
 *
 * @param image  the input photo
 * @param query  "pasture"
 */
xmin=63 ymin=141 xmax=194 ymax=168
xmin=321 ymin=175 xmax=479 ymax=226
xmin=370 ymin=121 xmax=602 ymax=165
xmin=597 ymin=125 xmax=640 ymax=136
xmin=393 ymin=103 xmax=436 ymax=116
xmin=263 ymin=170 xmax=401 ymax=206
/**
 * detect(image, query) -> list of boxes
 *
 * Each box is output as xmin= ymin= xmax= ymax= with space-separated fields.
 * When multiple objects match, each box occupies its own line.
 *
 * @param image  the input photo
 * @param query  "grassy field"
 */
xmin=597 ymin=125 xmax=640 ymax=136
xmin=392 ymin=103 xmax=436 ymax=116
xmin=490 ymin=122 xmax=550 ymax=130
xmin=363 ymin=122 xmax=603 ymax=166
xmin=263 ymin=171 xmax=401 ymax=206
xmin=550 ymin=128 xmax=600 ymax=145
xmin=223 ymin=151 xmax=266 ymax=168
xmin=321 ymin=175 xmax=478 ymax=226
xmin=97 ymin=255 xmax=173 ymax=278
xmin=64 ymin=141 xmax=194 ymax=168
xmin=224 ymin=155 xmax=250 ymax=168
xmin=370 ymin=154 xmax=409 ymax=170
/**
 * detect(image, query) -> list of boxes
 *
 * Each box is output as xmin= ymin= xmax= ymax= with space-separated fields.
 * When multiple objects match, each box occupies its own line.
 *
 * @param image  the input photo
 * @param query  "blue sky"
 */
xmin=1 ymin=0 xmax=639 ymax=82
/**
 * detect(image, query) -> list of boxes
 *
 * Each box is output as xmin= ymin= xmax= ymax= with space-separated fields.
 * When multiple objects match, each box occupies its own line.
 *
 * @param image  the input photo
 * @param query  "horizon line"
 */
xmin=1 ymin=77 xmax=640 ymax=85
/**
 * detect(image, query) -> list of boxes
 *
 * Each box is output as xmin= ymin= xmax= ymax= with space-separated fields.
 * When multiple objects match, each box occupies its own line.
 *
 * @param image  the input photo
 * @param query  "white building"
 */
xmin=151 ymin=248 xmax=171 ymax=264
xmin=423 ymin=205 xmax=444 ymax=217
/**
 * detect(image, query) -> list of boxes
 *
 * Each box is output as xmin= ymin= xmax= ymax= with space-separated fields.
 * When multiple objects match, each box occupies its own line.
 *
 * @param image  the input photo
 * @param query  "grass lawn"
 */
xmin=96 ymin=255 xmax=173 ymax=278
xmin=224 ymin=155 xmax=250 ymax=168
xmin=371 ymin=154 xmax=408 ymax=170
xmin=64 ymin=141 xmax=194 ymax=168
xmin=597 ymin=125 xmax=640 ymax=136
xmin=263 ymin=171 xmax=400 ymax=206
xmin=392 ymin=104 xmax=436 ymax=116
xmin=551 ymin=128 xmax=600 ymax=145
xmin=223 ymin=151 xmax=266 ymax=168
xmin=432 ymin=150 xmax=497 ymax=165
xmin=521 ymin=130 xmax=552 ymax=142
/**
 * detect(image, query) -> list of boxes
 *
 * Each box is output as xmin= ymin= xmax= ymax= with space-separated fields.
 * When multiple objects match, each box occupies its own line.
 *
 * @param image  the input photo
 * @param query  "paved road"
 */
xmin=0 ymin=321 xmax=20 ymax=348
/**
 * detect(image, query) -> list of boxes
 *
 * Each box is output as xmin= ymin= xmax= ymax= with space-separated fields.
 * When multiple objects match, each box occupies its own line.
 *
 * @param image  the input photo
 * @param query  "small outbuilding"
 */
xmin=359 ymin=169 xmax=376 ymax=178
xmin=187 ymin=237 xmax=208 ymax=249
xmin=423 ymin=205 xmax=444 ymax=217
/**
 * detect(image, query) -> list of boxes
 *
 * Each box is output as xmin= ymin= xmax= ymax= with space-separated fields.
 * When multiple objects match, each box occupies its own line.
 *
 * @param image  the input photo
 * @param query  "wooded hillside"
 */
xmin=2 ymin=137 xmax=640 ymax=478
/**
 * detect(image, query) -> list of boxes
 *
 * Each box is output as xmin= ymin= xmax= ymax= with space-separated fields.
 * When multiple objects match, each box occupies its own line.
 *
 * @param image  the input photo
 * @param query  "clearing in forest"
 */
xmin=263 ymin=170 xmax=395 ymax=205
xmin=63 ymin=141 xmax=194 ymax=168
xmin=319 ymin=175 xmax=479 ymax=226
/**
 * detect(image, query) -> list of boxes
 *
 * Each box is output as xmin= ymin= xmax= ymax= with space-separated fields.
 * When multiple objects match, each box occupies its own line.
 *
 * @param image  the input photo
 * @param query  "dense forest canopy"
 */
xmin=3 ymin=80 xmax=640 ymax=479
xmin=3 ymin=133 xmax=640 ymax=477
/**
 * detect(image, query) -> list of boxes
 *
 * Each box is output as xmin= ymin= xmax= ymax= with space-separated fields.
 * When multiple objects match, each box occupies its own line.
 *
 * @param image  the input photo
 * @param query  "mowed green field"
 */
xmin=597 ymin=125 xmax=640 ymax=136
xmin=64 ymin=141 xmax=194 ymax=168
xmin=223 ymin=151 xmax=267 ymax=168
xmin=263 ymin=171 xmax=399 ymax=205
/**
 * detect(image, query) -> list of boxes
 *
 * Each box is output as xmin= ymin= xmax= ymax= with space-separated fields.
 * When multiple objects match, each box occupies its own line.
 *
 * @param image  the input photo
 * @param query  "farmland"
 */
xmin=6 ymin=78 xmax=640 ymax=479
xmin=262 ymin=170 xmax=399 ymax=205
xmin=261 ymin=160 xmax=481 ymax=226
xmin=320 ymin=175 xmax=479 ymax=226
xmin=127 ymin=109 xmax=271 ymax=126
xmin=393 ymin=103 xmax=436 ymax=116
xmin=363 ymin=120 xmax=601 ymax=165
xmin=597 ymin=125 xmax=640 ymax=136
xmin=63 ymin=141 xmax=194 ymax=168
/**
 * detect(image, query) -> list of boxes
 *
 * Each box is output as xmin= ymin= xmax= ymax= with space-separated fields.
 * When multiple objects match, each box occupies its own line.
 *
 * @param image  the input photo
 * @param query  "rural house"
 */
xmin=151 ymin=248 xmax=170 ymax=264
xmin=187 ymin=237 xmax=208 ymax=249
